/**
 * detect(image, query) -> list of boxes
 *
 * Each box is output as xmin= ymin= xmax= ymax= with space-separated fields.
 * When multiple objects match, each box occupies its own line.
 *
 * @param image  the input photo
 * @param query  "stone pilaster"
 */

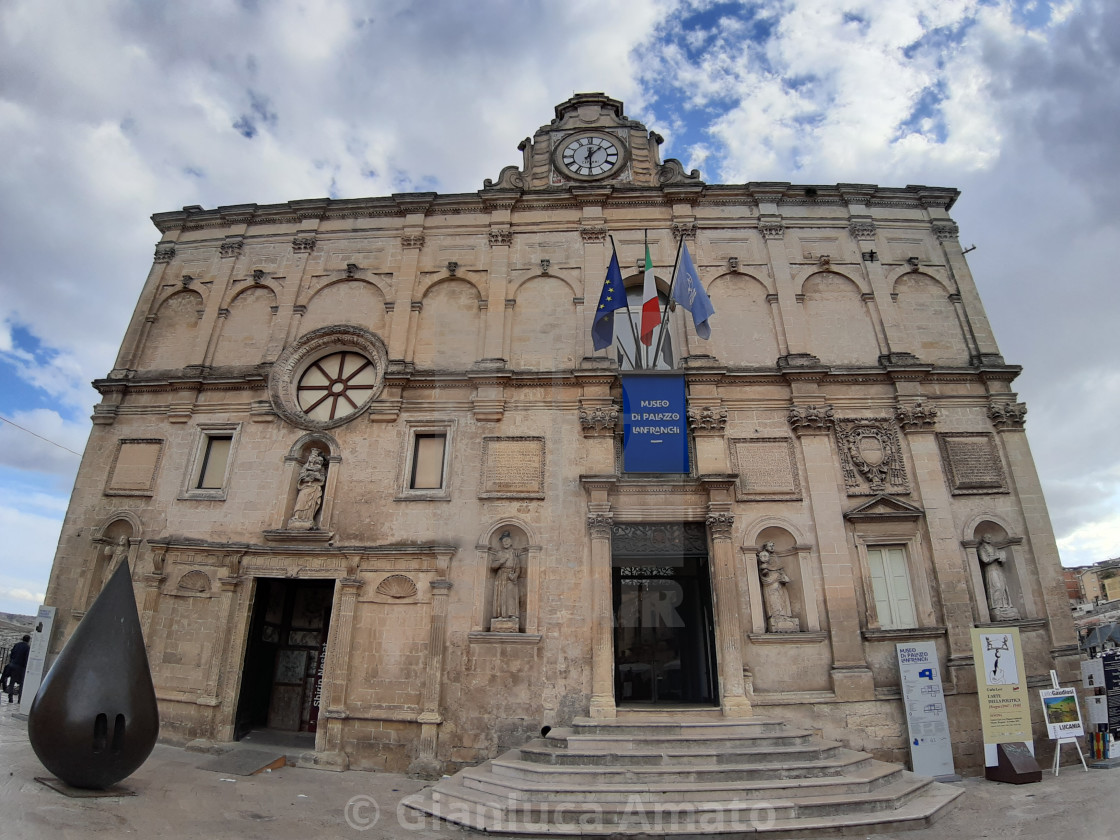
xmin=587 ymin=509 xmax=616 ymax=719
xmin=704 ymin=479 xmax=752 ymax=717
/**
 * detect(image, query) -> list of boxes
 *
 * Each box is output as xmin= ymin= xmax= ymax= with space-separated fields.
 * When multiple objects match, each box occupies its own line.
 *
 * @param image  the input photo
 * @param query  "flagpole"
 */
xmin=614 ymin=337 xmax=637 ymax=370
xmin=642 ymin=229 xmax=650 ymax=369
xmin=651 ymin=234 xmax=686 ymax=369
xmin=610 ymin=235 xmax=644 ymax=370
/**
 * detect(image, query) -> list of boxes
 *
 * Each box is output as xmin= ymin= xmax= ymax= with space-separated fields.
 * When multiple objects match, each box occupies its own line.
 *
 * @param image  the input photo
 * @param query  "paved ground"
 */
xmin=1 ymin=699 xmax=1116 ymax=839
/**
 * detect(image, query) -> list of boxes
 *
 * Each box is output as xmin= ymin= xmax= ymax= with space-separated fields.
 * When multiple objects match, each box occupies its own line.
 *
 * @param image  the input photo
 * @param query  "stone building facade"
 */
xmin=45 ymin=94 xmax=1078 ymax=774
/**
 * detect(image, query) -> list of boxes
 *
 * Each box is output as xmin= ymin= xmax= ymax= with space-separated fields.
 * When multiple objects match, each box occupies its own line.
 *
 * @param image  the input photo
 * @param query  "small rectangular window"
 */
xmin=196 ymin=435 xmax=233 ymax=489
xmin=410 ymin=434 xmax=446 ymax=490
xmin=867 ymin=546 xmax=917 ymax=629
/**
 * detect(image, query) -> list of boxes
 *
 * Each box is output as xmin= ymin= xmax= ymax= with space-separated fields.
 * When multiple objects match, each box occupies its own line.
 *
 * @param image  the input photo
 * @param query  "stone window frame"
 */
xmin=396 ymin=419 xmax=455 ymax=501
xmin=104 ymin=438 xmax=164 ymax=497
xmin=180 ymin=422 xmax=242 ymax=501
xmin=853 ymin=532 xmax=935 ymax=632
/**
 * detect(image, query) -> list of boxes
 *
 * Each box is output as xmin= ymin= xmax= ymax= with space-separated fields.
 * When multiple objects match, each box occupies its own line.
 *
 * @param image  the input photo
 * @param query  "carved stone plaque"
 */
xmin=835 ymin=419 xmax=909 ymax=496
xmin=729 ymin=438 xmax=801 ymax=501
xmin=105 ymin=439 xmax=164 ymax=495
xmin=938 ymin=433 xmax=1008 ymax=495
xmin=479 ymin=437 xmax=545 ymax=499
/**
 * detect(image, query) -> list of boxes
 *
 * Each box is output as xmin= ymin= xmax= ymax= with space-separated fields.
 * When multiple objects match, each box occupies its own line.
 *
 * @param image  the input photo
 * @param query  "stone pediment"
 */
xmin=843 ymin=494 xmax=924 ymax=522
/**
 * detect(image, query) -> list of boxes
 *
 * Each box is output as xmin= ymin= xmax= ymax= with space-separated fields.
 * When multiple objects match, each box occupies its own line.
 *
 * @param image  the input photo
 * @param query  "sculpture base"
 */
xmin=990 ymin=607 xmax=1020 ymax=622
xmin=767 ymin=616 xmax=801 ymax=633
xmin=35 ymin=777 xmax=137 ymax=798
xmin=489 ymin=617 xmax=519 ymax=633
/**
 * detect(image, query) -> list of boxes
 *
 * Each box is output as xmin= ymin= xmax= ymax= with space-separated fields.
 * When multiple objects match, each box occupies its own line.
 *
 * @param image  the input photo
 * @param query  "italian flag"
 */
xmin=639 ymin=243 xmax=659 ymax=345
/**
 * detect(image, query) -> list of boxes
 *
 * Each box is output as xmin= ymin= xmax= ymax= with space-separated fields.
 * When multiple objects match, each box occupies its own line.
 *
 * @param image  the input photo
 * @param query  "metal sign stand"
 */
xmin=1049 ymin=671 xmax=1088 ymax=776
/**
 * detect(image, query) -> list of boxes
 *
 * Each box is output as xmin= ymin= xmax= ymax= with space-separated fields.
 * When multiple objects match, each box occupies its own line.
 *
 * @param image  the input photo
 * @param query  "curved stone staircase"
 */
xmin=402 ymin=712 xmax=963 ymax=836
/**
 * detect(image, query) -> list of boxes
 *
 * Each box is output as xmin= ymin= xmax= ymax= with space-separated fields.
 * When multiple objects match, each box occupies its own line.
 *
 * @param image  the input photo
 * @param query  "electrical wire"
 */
xmin=0 ymin=413 xmax=82 ymax=457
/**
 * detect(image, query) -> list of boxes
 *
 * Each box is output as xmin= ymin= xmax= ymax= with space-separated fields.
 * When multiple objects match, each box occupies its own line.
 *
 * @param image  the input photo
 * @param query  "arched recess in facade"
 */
xmin=799 ymin=269 xmax=882 ymax=365
xmin=890 ymin=269 xmax=972 ymax=366
xmin=136 ymin=288 xmax=205 ymax=370
xmin=270 ymin=431 xmax=343 ymax=533
xmin=411 ymin=277 xmax=483 ymax=368
xmin=705 ymin=271 xmax=780 ymax=366
xmin=299 ymin=277 xmax=389 ymax=337
xmin=472 ymin=518 xmax=542 ymax=635
xmin=79 ymin=510 xmax=144 ymax=613
xmin=507 ymin=273 xmax=580 ymax=370
xmin=962 ymin=513 xmax=1036 ymax=624
xmin=211 ymin=284 xmax=278 ymax=367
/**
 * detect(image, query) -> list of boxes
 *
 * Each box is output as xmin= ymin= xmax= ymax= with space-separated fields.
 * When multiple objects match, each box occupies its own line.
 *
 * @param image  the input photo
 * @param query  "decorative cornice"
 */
xmin=989 ymin=400 xmax=1027 ymax=430
xmin=580 ymin=225 xmax=608 ymax=243
xmin=788 ymin=404 xmax=834 ymax=435
xmin=705 ymin=512 xmax=734 ymax=539
xmin=291 ymin=235 xmax=316 ymax=253
xmin=933 ymin=221 xmax=960 ymax=241
xmin=687 ymin=404 xmax=727 ymax=434
xmin=401 ymin=233 xmax=425 ymax=249
xmin=154 ymin=244 xmax=176 ymax=263
xmin=896 ymin=400 xmax=939 ymax=431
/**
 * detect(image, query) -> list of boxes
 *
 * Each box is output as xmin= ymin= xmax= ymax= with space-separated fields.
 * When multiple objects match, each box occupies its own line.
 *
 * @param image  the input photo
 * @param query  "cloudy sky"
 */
xmin=1 ymin=0 xmax=1117 ymax=615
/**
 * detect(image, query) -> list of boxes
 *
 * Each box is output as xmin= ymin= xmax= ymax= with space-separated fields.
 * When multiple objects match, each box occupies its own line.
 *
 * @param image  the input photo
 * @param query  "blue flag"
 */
xmin=591 ymin=250 xmax=627 ymax=351
xmin=672 ymin=242 xmax=714 ymax=339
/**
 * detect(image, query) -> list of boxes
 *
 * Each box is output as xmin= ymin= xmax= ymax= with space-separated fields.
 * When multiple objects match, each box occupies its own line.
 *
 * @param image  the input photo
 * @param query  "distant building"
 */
xmin=44 ymin=94 xmax=1078 ymax=774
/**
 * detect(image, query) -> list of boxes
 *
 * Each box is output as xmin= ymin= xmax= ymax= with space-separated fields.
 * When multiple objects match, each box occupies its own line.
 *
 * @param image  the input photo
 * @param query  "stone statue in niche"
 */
xmin=977 ymin=534 xmax=1019 ymax=621
xmin=287 ymin=450 xmax=326 ymax=530
xmin=757 ymin=542 xmax=800 ymax=633
xmin=106 ymin=536 xmax=130 ymax=575
xmin=489 ymin=530 xmax=525 ymax=632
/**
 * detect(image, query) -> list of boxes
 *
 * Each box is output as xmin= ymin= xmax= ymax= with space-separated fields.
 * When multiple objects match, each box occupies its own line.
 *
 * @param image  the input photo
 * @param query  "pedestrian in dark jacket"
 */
xmin=5 ymin=635 xmax=30 ymax=703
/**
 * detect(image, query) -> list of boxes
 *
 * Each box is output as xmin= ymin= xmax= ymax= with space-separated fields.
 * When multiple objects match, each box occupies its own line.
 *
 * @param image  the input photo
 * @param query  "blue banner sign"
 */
xmin=622 ymin=374 xmax=689 ymax=474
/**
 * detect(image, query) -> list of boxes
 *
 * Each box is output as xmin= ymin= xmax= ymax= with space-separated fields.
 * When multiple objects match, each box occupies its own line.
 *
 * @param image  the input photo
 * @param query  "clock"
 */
xmin=555 ymin=132 xmax=626 ymax=180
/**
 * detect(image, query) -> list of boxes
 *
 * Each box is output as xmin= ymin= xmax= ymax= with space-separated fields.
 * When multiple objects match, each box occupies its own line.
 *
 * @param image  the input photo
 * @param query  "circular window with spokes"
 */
xmin=296 ymin=351 xmax=377 ymax=422
xmin=269 ymin=326 xmax=388 ymax=430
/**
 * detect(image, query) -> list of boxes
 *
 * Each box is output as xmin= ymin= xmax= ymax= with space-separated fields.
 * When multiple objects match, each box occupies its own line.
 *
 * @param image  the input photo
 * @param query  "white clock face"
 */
xmin=561 ymin=134 xmax=621 ymax=178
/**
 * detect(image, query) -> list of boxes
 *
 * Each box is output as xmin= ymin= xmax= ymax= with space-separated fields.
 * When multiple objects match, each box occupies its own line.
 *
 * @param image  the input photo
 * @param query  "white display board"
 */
xmin=896 ymin=641 xmax=956 ymax=778
xmin=18 ymin=605 xmax=57 ymax=715
xmin=1039 ymin=686 xmax=1084 ymax=740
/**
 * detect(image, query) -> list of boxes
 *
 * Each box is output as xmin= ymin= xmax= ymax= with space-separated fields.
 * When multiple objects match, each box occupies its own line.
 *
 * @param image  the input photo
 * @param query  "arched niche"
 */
xmin=472 ymin=520 xmax=541 ymax=635
xmin=412 ymin=279 xmax=482 ymax=369
xmin=967 ymin=519 xmax=1030 ymax=623
xmin=509 ymin=275 xmax=579 ymax=370
xmin=741 ymin=522 xmax=821 ymax=634
xmin=136 ymin=289 xmax=204 ymax=370
xmin=893 ymin=272 xmax=970 ymax=366
xmin=801 ymin=271 xmax=881 ymax=365
xmin=82 ymin=515 xmax=141 ymax=610
xmin=273 ymin=434 xmax=340 ymax=534
xmin=300 ymin=279 xmax=387 ymax=336
xmin=705 ymin=272 xmax=779 ymax=365
xmin=212 ymin=285 xmax=277 ymax=367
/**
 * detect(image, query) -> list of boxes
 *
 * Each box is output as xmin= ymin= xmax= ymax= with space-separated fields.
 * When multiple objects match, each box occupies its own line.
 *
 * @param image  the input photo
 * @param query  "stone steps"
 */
xmin=401 ymin=714 xmax=963 ymax=836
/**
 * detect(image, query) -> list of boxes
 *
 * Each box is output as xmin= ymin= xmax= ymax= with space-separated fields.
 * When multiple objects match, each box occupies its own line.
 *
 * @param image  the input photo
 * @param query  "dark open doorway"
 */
xmin=235 ymin=578 xmax=334 ymax=740
xmin=612 ymin=523 xmax=718 ymax=706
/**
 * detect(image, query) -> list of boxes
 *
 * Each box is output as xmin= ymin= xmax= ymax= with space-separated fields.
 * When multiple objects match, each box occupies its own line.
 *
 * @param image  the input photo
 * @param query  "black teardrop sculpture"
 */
xmin=28 ymin=560 xmax=160 ymax=788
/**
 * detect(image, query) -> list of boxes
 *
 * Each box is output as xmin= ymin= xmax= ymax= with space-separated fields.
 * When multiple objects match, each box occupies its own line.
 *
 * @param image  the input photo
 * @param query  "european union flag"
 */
xmin=591 ymin=250 xmax=626 ymax=351
xmin=672 ymin=242 xmax=715 ymax=339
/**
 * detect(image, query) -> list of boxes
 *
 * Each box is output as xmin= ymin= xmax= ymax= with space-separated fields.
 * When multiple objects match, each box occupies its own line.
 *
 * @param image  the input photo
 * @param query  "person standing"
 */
xmin=6 ymin=634 xmax=30 ymax=703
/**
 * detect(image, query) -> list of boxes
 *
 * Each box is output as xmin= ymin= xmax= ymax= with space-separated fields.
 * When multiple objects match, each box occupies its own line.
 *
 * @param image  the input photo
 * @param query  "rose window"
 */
xmin=295 ymin=351 xmax=377 ymax=422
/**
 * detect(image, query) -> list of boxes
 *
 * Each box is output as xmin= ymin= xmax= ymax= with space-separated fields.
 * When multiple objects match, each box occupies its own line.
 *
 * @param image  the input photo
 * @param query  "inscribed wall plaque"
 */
xmin=729 ymin=438 xmax=801 ymax=501
xmin=480 ymin=436 xmax=545 ymax=499
xmin=105 ymin=439 xmax=164 ymax=495
xmin=938 ymin=433 xmax=1008 ymax=495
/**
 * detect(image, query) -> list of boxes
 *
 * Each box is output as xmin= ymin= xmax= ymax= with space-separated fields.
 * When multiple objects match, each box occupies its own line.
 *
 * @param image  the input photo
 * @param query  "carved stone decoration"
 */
xmin=401 ymin=233 xmax=426 ymax=249
xmin=687 ymin=404 xmax=727 ymax=433
xmin=489 ymin=530 xmax=526 ymax=632
xmin=835 ymin=419 xmax=909 ymax=495
xmin=657 ymin=159 xmax=703 ymax=185
xmin=587 ymin=512 xmax=614 ymax=538
xmin=977 ymin=535 xmax=1020 ymax=621
xmin=292 ymin=235 xmax=317 ymax=253
xmin=376 ymin=574 xmax=418 ymax=599
xmin=540 ymin=259 xmax=550 ymax=274
xmin=286 ymin=450 xmax=326 ymax=530
xmin=177 ymin=570 xmax=211 ymax=593
xmin=610 ymin=522 xmax=707 ymax=556
xmin=446 ymin=261 xmax=458 ymax=276
xmin=482 ymin=165 xmax=526 ymax=190
xmin=788 ymin=404 xmax=835 ymax=436
xmin=105 ymin=536 xmax=130 ymax=577
xmin=252 ymin=269 xmax=266 ymax=284
xmin=219 ymin=236 xmax=243 ymax=258
xmin=579 ymin=405 xmax=619 ymax=433
xmin=672 ymin=222 xmax=697 ymax=240
xmin=817 ymin=255 xmax=831 ymax=269
xmin=938 ymin=432 xmax=1009 ymax=495
xmin=896 ymin=400 xmax=939 ymax=431
xmin=759 ymin=221 xmax=785 ymax=240
xmin=757 ymin=542 xmax=800 ymax=633
xmin=728 ymin=257 xmax=739 ymax=271
xmin=849 ymin=221 xmax=877 ymax=240
xmin=580 ymin=225 xmax=608 ymax=243
xmin=705 ymin=512 xmax=735 ymax=540
xmin=988 ymin=401 xmax=1027 ymax=430
xmin=488 ymin=229 xmax=512 ymax=246
xmin=153 ymin=244 xmax=176 ymax=263
xmin=28 ymin=561 xmax=159 ymax=789
xmin=933 ymin=222 xmax=960 ymax=241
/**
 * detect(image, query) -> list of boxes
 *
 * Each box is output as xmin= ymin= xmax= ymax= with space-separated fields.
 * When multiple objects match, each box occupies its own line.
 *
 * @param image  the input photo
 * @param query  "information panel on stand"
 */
xmin=622 ymin=374 xmax=689 ymax=474
xmin=897 ymin=641 xmax=956 ymax=778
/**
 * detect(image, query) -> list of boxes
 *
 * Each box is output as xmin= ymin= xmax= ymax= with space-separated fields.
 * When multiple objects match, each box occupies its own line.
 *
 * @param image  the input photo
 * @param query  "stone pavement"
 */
xmin=1 ymin=700 xmax=1116 ymax=839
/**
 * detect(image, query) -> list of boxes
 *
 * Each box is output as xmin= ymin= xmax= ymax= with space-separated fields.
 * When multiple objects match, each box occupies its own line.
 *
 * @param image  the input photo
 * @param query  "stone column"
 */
xmin=896 ymin=402 xmax=977 ymax=673
xmin=587 ymin=510 xmax=616 ymax=719
xmin=989 ymin=401 xmax=1081 ymax=680
xmin=704 ymin=490 xmax=752 ymax=717
xmin=789 ymin=405 xmax=875 ymax=700
xmin=410 ymin=547 xmax=455 ymax=776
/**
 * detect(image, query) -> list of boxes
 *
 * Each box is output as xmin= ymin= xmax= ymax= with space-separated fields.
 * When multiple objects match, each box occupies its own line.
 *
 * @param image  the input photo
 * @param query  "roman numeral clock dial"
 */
xmin=557 ymin=133 xmax=624 ymax=180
